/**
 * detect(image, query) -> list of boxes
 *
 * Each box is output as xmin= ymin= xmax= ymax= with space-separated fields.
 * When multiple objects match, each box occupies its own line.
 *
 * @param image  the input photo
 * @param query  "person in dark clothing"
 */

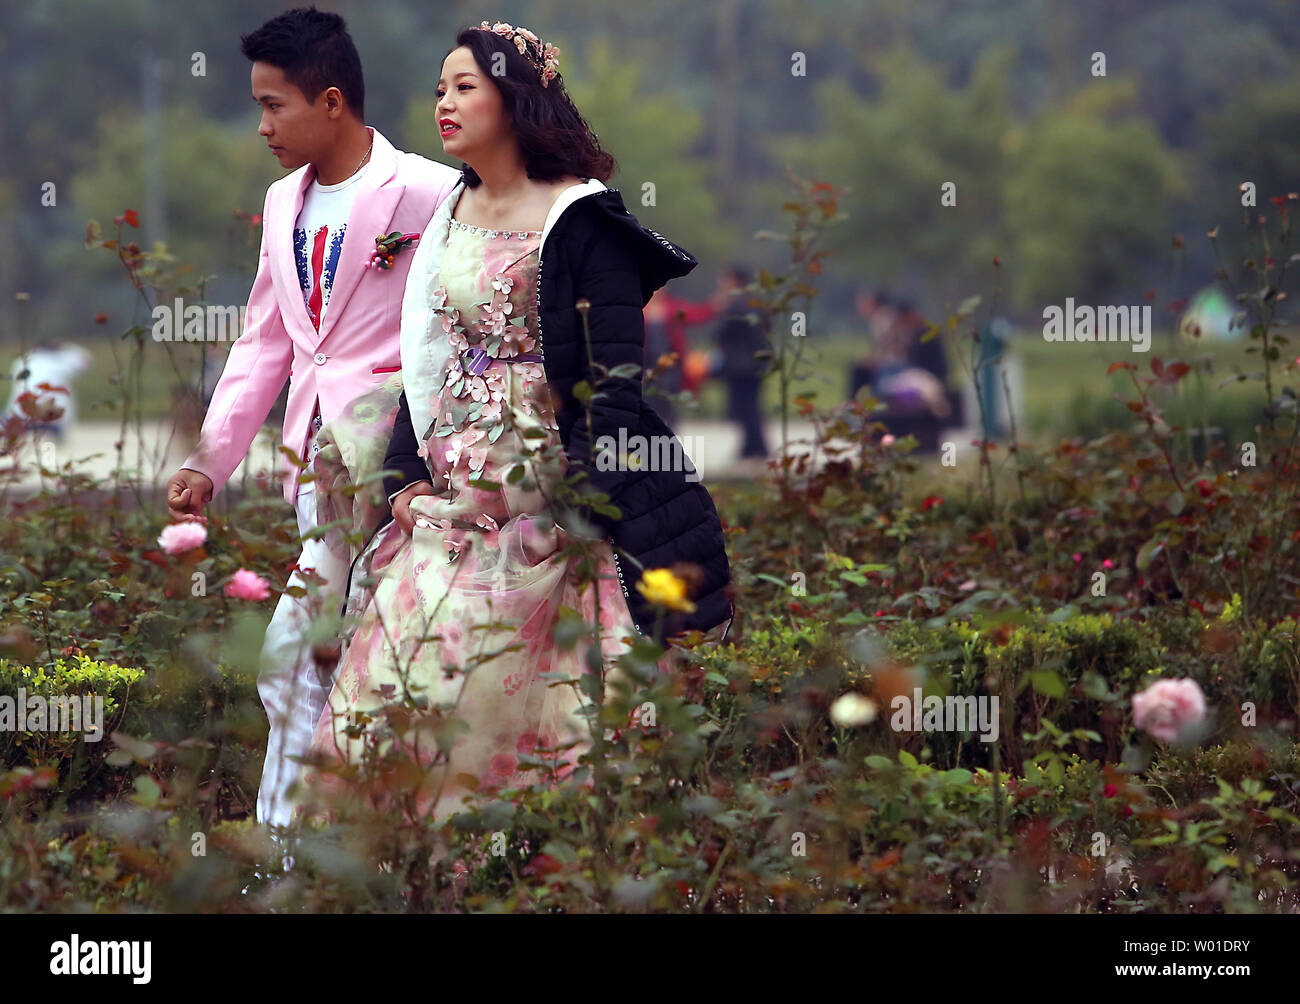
xmin=714 ymin=266 xmax=770 ymax=460
xmin=849 ymin=292 xmax=959 ymax=452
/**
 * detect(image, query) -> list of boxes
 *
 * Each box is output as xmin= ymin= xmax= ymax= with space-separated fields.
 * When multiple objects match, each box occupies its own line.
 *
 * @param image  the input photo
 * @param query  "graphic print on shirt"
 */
xmin=293 ymin=224 xmax=348 ymax=331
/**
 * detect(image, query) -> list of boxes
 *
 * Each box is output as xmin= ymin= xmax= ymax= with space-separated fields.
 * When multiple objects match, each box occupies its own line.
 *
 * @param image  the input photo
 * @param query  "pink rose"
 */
xmin=881 ymin=434 xmax=895 ymax=446
xmin=158 ymin=521 xmax=207 ymax=554
xmin=224 ymin=568 xmax=271 ymax=601
xmin=1132 ymin=678 xmax=1206 ymax=743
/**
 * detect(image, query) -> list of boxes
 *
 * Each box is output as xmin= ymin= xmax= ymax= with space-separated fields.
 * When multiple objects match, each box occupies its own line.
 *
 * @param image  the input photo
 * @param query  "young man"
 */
xmin=165 ymin=7 xmax=459 ymax=830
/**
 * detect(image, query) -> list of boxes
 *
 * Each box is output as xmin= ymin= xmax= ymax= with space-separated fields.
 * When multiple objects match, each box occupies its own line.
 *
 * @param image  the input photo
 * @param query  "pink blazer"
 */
xmin=182 ymin=126 xmax=460 ymax=505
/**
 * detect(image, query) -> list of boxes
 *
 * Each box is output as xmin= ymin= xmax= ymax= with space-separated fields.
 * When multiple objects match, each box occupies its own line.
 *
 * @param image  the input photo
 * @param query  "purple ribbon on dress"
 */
xmin=462 ymin=346 xmax=543 ymax=376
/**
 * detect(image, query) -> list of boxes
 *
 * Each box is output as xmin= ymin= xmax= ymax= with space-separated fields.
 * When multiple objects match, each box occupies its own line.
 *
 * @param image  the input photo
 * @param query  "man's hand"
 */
xmin=391 ymin=480 xmax=437 ymax=534
xmin=167 ymin=468 xmax=214 ymax=520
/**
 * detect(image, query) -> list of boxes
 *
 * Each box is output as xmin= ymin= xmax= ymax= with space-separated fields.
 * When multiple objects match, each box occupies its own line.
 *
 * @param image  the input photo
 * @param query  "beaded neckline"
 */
xmin=448 ymin=218 xmax=543 ymax=239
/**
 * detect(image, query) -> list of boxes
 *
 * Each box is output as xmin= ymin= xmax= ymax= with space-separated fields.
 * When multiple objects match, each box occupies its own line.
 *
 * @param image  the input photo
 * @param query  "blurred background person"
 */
xmin=643 ymin=284 xmax=720 ymax=429
xmin=877 ymin=298 xmax=953 ymax=421
xmin=850 ymin=287 xmax=906 ymax=398
xmin=849 ymin=291 xmax=959 ymax=452
xmin=713 ymin=265 xmax=770 ymax=465
xmin=972 ymin=316 xmax=1012 ymax=440
xmin=5 ymin=341 xmax=93 ymax=443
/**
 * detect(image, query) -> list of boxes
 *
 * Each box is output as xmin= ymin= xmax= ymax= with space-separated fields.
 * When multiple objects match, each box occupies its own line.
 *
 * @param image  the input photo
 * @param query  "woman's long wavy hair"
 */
xmin=447 ymin=27 xmax=616 ymax=187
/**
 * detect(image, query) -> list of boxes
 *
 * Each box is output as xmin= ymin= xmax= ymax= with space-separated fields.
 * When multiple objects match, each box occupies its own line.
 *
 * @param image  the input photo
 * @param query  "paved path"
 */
xmin=2 ymin=418 xmax=984 ymax=494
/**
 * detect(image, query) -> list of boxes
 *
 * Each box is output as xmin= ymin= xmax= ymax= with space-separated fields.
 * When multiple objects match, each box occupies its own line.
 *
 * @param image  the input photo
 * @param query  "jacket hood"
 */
xmin=540 ymin=182 xmax=699 ymax=302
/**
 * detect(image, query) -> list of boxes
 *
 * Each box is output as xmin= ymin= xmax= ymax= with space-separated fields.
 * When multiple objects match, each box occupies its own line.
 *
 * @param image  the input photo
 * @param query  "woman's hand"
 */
xmin=391 ymin=480 xmax=437 ymax=534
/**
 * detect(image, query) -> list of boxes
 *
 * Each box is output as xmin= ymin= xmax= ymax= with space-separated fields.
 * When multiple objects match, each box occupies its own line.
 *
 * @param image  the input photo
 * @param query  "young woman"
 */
xmin=296 ymin=21 xmax=734 ymax=822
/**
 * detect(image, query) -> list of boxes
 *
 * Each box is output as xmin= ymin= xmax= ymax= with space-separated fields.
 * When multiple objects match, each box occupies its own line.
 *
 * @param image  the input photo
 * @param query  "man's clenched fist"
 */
xmin=168 ymin=468 xmax=214 ymax=520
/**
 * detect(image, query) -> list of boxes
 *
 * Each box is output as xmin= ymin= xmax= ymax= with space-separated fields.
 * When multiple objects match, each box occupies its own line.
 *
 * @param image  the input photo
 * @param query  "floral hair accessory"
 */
xmin=477 ymin=20 xmax=561 ymax=87
xmin=367 ymin=231 xmax=420 ymax=270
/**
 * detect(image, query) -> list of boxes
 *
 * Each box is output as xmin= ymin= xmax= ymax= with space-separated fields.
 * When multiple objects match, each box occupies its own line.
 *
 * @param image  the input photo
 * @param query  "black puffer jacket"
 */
xmin=384 ymin=187 xmax=734 ymax=641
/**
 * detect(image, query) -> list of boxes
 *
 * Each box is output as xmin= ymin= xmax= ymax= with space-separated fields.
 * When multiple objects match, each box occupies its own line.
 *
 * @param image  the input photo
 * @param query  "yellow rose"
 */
xmin=636 ymin=568 xmax=697 ymax=613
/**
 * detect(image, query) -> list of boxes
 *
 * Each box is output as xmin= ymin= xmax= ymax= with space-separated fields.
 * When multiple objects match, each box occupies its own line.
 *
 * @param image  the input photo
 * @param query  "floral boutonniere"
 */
xmin=366 ymin=231 xmax=420 ymax=270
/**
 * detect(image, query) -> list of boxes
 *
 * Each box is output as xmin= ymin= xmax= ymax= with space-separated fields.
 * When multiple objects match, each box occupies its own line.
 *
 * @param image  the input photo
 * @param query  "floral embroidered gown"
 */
xmin=297 ymin=219 xmax=654 ymax=822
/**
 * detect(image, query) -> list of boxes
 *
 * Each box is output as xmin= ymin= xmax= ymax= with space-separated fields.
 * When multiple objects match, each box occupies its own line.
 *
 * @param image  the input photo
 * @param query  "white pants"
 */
xmin=256 ymin=478 xmax=350 ymax=828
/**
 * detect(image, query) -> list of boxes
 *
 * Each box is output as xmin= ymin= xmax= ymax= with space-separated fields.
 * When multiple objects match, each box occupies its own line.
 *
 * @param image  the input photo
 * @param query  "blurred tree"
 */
xmin=1003 ymin=81 xmax=1186 ymax=307
xmin=64 ymin=104 xmax=279 ymax=289
xmin=4 ymin=0 xmax=1300 ymax=345
xmin=764 ymin=43 xmax=1016 ymax=308
xmin=1200 ymin=71 xmax=1300 ymax=210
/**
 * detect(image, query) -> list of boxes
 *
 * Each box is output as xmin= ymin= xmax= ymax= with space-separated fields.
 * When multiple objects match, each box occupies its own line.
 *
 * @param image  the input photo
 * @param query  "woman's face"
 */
xmin=435 ymin=45 xmax=509 ymax=162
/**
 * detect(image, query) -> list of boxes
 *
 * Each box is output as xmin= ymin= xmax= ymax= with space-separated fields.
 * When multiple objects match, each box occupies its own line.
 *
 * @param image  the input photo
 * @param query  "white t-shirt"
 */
xmin=293 ymin=160 xmax=369 ymax=332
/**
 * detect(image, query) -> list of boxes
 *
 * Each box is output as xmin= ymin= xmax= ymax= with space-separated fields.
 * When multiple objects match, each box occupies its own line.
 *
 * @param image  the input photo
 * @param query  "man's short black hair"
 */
xmin=241 ymin=6 xmax=365 ymax=119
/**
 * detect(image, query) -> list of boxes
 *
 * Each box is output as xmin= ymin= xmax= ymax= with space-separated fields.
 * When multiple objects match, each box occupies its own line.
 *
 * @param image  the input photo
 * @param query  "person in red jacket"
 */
xmin=642 ymin=286 xmax=721 ymax=427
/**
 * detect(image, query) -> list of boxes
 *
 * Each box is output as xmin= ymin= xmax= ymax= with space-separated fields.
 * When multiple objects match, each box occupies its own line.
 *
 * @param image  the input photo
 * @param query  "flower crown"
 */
xmin=477 ymin=20 xmax=561 ymax=87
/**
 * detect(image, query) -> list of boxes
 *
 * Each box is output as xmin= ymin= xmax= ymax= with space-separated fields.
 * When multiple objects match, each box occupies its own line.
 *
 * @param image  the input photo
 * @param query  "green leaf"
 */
xmin=864 ymin=755 xmax=893 ymax=770
xmin=133 ymin=775 xmax=161 ymax=806
xmin=1080 ymin=670 xmax=1114 ymax=701
xmin=1136 ymin=537 xmax=1163 ymax=572
xmin=1030 ymin=670 xmax=1065 ymax=698
xmin=898 ymin=750 xmax=919 ymax=769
